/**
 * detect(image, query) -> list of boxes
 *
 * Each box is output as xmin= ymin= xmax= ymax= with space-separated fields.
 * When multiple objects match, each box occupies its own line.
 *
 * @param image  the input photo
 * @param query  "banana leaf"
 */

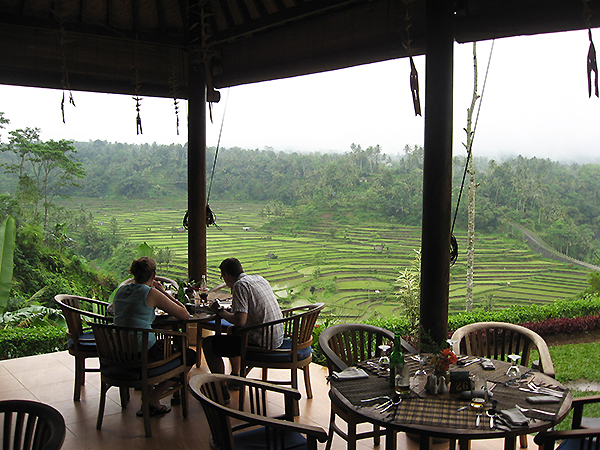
xmin=0 ymin=216 xmax=16 ymax=315
xmin=137 ymin=242 xmax=153 ymax=257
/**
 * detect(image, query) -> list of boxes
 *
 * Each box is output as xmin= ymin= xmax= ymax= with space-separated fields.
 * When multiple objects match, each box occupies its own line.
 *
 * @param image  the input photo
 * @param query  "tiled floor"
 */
xmin=0 ymin=351 xmax=533 ymax=450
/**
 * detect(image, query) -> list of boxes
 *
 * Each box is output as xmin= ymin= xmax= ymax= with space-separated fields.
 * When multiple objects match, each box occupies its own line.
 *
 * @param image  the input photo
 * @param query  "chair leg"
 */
xmin=96 ymin=382 xmax=109 ymax=430
xmin=74 ymin=357 xmax=85 ymax=401
xmin=519 ymin=434 xmax=528 ymax=448
xmin=140 ymin=386 xmax=152 ymax=438
xmin=347 ymin=420 xmax=357 ymax=450
xmin=181 ymin=373 xmax=188 ymax=418
xmin=119 ymin=387 xmax=129 ymax=408
xmin=373 ymin=425 xmax=381 ymax=447
xmin=302 ymin=365 xmax=313 ymax=399
xmin=324 ymin=409 xmax=337 ymax=450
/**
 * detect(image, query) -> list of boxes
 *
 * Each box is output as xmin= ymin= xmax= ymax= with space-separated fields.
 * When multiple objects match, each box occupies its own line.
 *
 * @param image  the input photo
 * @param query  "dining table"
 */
xmin=153 ymin=291 xmax=233 ymax=367
xmin=329 ymin=356 xmax=572 ymax=450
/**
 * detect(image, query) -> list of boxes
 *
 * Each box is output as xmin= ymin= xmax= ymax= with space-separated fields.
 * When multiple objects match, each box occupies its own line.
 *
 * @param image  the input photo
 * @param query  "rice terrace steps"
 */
xmin=72 ymin=198 xmax=595 ymax=320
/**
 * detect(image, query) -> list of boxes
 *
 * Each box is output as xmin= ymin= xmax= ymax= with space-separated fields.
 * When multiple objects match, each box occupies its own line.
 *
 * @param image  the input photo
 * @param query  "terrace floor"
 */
xmin=0 ymin=351 xmax=537 ymax=450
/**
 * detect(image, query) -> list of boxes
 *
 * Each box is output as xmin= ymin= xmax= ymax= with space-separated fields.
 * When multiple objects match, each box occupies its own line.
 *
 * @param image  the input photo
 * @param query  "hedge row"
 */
xmin=0 ymin=326 xmax=68 ymax=360
xmin=2 ymin=295 xmax=600 ymax=362
xmin=312 ymin=295 xmax=600 ymax=363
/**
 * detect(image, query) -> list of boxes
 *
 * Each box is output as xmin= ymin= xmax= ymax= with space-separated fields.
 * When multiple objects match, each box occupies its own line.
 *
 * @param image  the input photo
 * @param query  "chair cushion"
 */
xmin=204 ymin=319 xmax=234 ymax=327
xmin=68 ymin=331 xmax=96 ymax=349
xmin=233 ymin=426 xmax=308 ymax=450
xmin=101 ymin=358 xmax=183 ymax=381
xmin=246 ymin=339 xmax=311 ymax=362
xmin=557 ymin=437 xmax=598 ymax=450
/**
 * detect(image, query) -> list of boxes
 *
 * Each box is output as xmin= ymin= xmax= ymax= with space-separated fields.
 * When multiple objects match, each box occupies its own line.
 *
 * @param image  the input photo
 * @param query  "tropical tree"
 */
xmin=0 ymin=216 xmax=16 ymax=314
xmin=463 ymin=42 xmax=481 ymax=312
xmin=1 ymin=129 xmax=85 ymax=228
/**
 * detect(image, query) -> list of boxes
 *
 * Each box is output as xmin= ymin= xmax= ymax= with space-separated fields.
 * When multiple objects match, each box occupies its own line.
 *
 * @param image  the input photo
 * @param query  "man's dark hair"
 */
xmin=219 ymin=258 xmax=244 ymax=277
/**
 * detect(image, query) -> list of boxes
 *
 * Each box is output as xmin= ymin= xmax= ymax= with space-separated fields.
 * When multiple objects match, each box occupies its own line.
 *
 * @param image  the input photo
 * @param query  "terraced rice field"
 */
xmin=76 ymin=197 xmax=594 ymax=320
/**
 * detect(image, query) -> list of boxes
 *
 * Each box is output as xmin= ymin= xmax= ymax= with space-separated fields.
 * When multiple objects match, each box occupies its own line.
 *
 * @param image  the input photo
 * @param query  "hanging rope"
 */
xmin=183 ymin=89 xmax=229 ymax=230
xmin=450 ymin=39 xmax=495 ymax=265
xmin=207 ymin=89 xmax=229 ymax=203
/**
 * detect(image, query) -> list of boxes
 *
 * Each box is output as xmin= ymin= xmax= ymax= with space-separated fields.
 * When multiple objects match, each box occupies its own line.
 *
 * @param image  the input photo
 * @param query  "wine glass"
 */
xmin=506 ymin=354 xmax=521 ymax=377
xmin=377 ymin=344 xmax=391 ymax=367
xmin=411 ymin=354 xmax=428 ymax=391
xmin=414 ymin=354 xmax=427 ymax=376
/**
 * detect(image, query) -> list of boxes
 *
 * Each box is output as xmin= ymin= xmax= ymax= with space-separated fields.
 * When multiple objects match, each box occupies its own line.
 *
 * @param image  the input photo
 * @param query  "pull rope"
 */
xmin=207 ymin=89 xmax=229 ymax=203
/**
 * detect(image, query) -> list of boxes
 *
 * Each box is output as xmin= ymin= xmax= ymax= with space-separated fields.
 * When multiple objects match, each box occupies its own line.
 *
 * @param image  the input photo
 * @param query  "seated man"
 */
xmin=203 ymin=257 xmax=284 ymax=400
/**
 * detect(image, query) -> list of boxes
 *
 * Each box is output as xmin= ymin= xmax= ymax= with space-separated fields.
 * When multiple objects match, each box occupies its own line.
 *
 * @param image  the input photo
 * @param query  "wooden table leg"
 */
xmin=505 ymin=436 xmax=517 ymax=450
xmin=385 ymin=429 xmax=397 ymax=450
xmin=458 ymin=438 xmax=471 ymax=450
xmin=419 ymin=435 xmax=432 ymax=450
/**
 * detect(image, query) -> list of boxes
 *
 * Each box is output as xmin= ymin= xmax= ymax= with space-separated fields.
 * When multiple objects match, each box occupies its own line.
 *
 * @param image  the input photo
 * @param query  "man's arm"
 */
xmin=209 ymin=302 xmax=247 ymax=327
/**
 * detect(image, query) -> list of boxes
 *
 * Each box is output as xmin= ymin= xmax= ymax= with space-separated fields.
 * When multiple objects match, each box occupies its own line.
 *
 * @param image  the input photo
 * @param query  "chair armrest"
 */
xmin=570 ymin=395 xmax=600 ymax=428
xmin=80 ymin=311 xmax=113 ymax=323
xmin=234 ymin=314 xmax=296 ymax=334
xmin=231 ymin=414 xmax=328 ymax=443
xmin=534 ymin=427 xmax=600 ymax=450
xmin=191 ymin=375 xmax=326 ymax=442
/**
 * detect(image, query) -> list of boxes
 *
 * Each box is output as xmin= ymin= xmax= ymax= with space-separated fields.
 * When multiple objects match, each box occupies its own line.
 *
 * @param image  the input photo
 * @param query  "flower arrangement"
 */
xmin=430 ymin=348 xmax=458 ymax=374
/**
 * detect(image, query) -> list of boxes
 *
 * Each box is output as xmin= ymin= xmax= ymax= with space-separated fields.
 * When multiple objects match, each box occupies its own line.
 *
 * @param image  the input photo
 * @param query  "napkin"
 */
xmin=499 ymin=408 xmax=529 ymax=427
xmin=332 ymin=367 xmax=369 ymax=380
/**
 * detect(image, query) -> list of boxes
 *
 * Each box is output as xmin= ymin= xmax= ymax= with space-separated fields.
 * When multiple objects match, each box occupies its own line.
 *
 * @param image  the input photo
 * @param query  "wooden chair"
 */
xmin=54 ymin=294 xmax=113 ymax=401
xmin=450 ymin=322 xmax=555 ymax=377
xmin=0 ymin=399 xmax=66 ymax=450
xmin=238 ymin=303 xmax=325 ymax=415
xmin=91 ymin=322 xmax=189 ymax=438
xmin=451 ymin=321 xmax=555 ymax=448
xmin=319 ymin=323 xmax=417 ymax=450
xmin=534 ymin=395 xmax=600 ymax=450
xmin=190 ymin=373 xmax=327 ymax=450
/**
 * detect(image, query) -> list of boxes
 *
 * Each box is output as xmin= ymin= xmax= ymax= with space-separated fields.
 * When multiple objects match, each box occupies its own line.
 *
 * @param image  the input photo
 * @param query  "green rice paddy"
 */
xmin=74 ymin=197 xmax=594 ymax=320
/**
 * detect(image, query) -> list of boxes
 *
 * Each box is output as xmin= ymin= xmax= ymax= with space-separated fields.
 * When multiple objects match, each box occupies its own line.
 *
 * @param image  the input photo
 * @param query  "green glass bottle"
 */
xmin=389 ymin=332 xmax=410 ymax=395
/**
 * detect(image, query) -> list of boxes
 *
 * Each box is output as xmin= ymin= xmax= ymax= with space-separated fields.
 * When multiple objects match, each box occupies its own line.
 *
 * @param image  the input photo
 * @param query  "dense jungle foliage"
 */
xmin=1 ymin=135 xmax=599 ymax=263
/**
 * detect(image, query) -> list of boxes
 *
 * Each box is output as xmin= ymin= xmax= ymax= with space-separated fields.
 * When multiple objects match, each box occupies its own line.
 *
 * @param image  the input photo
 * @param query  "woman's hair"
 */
xmin=219 ymin=258 xmax=244 ymax=278
xmin=129 ymin=256 xmax=157 ymax=284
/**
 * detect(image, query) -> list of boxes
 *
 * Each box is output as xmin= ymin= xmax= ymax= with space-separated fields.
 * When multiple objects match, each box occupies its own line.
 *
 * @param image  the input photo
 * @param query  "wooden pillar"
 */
xmin=420 ymin=0 xmax=454 ymax=349
xmin=188 ymin=45 xmax=207 ymax=282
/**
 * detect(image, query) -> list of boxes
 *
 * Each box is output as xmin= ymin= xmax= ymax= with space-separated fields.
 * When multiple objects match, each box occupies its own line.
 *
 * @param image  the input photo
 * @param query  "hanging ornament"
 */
xmin=58 ymin=24 xmax=76 ymax=123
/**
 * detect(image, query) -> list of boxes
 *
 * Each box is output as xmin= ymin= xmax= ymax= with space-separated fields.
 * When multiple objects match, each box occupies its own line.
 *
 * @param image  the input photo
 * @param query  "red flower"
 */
xmin=432 ymin=348 xmax=458 ymax=372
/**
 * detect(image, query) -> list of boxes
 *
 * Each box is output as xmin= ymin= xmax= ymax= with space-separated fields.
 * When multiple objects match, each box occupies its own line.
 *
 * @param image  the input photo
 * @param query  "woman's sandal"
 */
xmin=136 ymin=404 xmax=172 ymax=417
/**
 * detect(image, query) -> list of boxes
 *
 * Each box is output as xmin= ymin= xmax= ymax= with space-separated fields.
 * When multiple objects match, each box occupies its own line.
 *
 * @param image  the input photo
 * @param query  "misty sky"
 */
xmin=1 ymin=28 xmax=599 ymax=163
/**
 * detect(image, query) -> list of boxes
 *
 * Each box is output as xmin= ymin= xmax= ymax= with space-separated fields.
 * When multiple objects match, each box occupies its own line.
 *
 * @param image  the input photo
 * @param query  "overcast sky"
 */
xmin=1 ymin=28 xmax=599 ymax=163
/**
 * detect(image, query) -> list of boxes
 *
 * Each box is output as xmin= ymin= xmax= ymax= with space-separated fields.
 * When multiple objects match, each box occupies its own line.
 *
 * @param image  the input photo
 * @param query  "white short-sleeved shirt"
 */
xmin=231 ymin=273 xmax=284 ymax=348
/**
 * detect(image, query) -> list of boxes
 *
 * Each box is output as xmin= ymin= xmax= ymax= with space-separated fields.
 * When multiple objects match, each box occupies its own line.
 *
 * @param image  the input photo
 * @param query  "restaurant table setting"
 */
xmin=330 ymin=355 xmax=569 ymax=436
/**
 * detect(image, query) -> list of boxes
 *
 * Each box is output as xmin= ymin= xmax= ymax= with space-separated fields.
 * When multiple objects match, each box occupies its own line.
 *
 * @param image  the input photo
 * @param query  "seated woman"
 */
xmin=113 ymin=256 xmax=195 ymax=416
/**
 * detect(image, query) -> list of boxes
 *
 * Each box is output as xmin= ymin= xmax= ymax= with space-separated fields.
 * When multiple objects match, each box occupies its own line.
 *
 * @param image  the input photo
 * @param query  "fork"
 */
xmin=515 ymin=404 xmax=555 ymax=416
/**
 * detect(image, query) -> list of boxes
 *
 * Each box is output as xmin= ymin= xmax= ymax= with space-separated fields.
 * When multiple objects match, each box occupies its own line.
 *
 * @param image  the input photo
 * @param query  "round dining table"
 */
xmin=330 ymin=357 xmax=572 ymax=450
xmin=153 ymin=290 xmax=232 ymax=367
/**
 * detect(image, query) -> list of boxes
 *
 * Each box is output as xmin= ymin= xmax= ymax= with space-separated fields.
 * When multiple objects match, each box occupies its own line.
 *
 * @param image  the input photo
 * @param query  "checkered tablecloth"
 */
xmin=330 ymin=358 xmax=567 ymax=430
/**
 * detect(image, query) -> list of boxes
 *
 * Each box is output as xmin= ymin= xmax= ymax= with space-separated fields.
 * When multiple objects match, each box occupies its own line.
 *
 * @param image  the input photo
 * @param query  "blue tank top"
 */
xmin=113 ymin=283 xmax=156 ymax=349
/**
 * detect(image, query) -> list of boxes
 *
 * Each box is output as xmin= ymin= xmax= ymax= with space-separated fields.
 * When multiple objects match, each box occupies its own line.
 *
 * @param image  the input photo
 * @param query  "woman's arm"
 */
xmin=147 ymin=284 xmax=190 ymax=320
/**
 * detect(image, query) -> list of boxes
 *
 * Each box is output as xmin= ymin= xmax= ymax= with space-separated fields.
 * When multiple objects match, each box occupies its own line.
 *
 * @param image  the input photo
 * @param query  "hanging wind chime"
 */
xmin=132 ymin=40 xmax=143 ymax=135
xmin=402 ymin=0 xmax=421 ymax=116
xmin=170 ymin=62 xmax=181 ymax=135
xmin=584 ymin=1 xmax=598 ymax=98
xmin=58 ymin=23 xmax=76 ymax=123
